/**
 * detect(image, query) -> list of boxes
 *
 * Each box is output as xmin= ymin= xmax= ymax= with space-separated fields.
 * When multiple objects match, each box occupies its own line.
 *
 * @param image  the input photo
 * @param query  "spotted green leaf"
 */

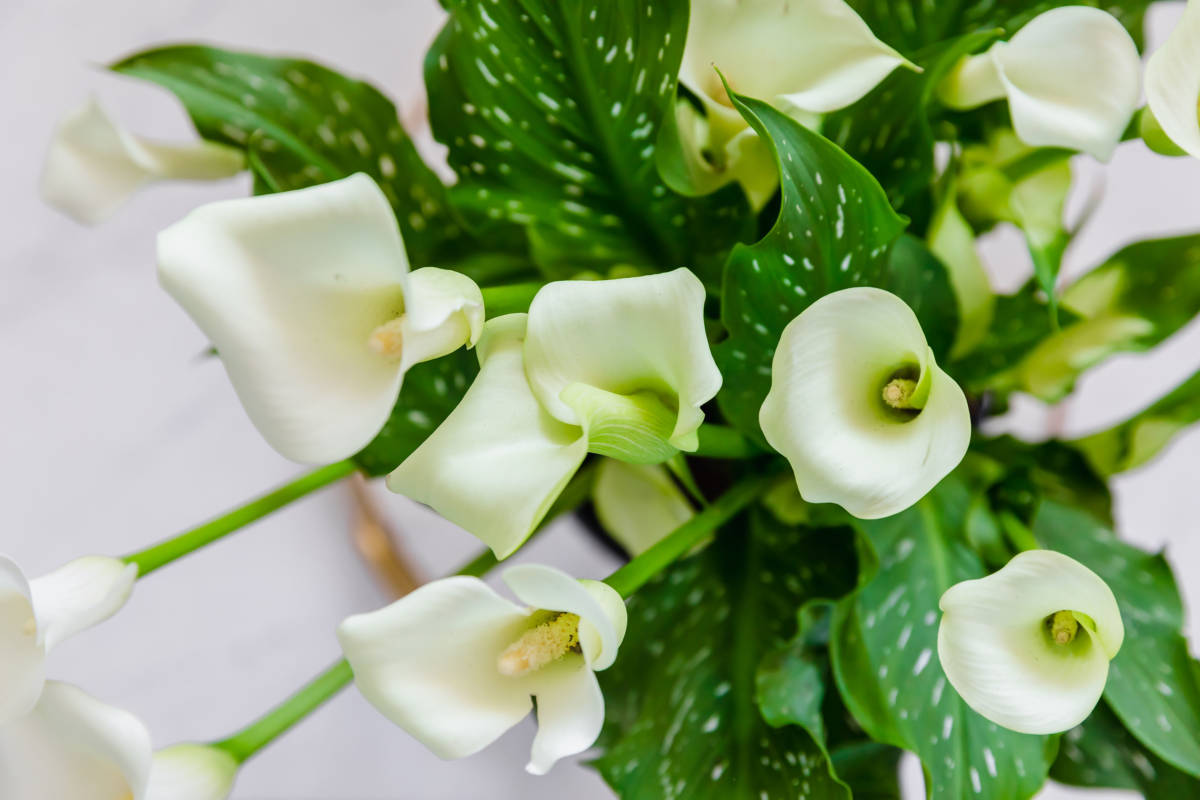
xmin=423 ymin=0 xmax=749 ymax=283
xmin=831 ymin=477 xmax=1056 ymax=800
xmin=594 ymin=511 xmax=858 ymax=800
xmin=1052 ymin=701 xmax=1200 ymax=798
xmin=1034 ymin=501 xmax=1200 ymax=779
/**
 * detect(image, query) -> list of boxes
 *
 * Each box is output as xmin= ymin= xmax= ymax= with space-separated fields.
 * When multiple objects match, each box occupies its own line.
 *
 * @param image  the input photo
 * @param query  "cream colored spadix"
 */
xmin=157 ymin=174 xmax=483 ymax=464
xmin=937 ymin=7 xmax=1140 ymax=161
xmin=388 ymin=269 xmax=719 ymax=559
xmin=338 ymin=564 xmax=627 ymax=775
xmin=0 ymin=555 xmax=137 ymax=724
xmin=938 ymin=550 xmax=1124 ymax=734
xmin=1145 ymin=0 xmax=1200 ymax=159
xmin=759 ymin=287 xmax=970 ymax=519
xmin=0 ymin=681 xmax=153 ymax=800
xmin=41 ymin=99 xmax=244 ymax=225
xmin=674 ymin=0 xmax=915 ymax=204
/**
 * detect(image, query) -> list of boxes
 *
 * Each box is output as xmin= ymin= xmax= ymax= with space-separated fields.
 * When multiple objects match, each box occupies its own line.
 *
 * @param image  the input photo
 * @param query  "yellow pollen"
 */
xmin=368 ymin=317 xmax=406 ymax=358
xmin=1048 ymin=610 xmax=1080 ymax=645
xmin=882 ymin=378 xmax=919 ymax=410
xmin=22 ymin=617 xmax=36 ymax=637
xmin=497 ymin=613 xmax=581 ymax=677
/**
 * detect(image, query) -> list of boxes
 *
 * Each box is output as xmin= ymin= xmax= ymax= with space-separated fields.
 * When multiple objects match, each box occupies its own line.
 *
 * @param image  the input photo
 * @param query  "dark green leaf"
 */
xmin=829 ymin=741 xmax=904 ymax=800
xmin=594 ymin=510 xmax=858 ymax=800
xmin=1034 ymin=500 xmax=1200 ymax=778
xmin=1052 ymin=701 xmax=1200 ymax=798
xmin=969 ymin=436 xmax=1113 ymax=526
xmin=424 ymin=0 xmax=749 ymax=283
xmin=831 ymin=477 xmax=1056 ymax=800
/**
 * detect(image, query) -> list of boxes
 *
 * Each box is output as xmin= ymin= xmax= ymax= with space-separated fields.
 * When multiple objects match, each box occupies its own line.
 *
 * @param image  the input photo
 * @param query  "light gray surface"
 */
xmin=0 ymin=2 xmax=1195 ymax=798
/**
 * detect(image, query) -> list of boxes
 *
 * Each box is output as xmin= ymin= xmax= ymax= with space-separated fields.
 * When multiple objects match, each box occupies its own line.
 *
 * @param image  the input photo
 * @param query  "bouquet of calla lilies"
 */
xmin=16 ymin=0 xmax=1200 ymax=797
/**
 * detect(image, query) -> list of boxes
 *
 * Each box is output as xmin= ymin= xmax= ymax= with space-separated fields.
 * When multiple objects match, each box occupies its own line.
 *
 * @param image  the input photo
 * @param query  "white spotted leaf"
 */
xmin=594 ymin=510 xmax=858 ymax=800
xmin=830 ymin=477 xmax=1056 ymax=799
xmin=1034 ymin=501 xmax=1200 ymax=779
xmin=424 ymin=0 xmax=750 ymax=283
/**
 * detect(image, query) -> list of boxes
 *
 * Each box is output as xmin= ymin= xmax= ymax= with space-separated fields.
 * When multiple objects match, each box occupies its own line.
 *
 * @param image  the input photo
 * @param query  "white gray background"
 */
xmin=1 ymin=1 xmax=1196 ymax=797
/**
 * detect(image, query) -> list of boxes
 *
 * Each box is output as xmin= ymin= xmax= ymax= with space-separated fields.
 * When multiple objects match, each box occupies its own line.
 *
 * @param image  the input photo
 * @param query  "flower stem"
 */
xmin=124 ymin=460 xmax=357 ymax=577
xmin=480 ymin=281 xmax=543 ymax=316
xmin=692 ymin=424 xmax=761 ymax=459
xmin=604 ymin=469 xmax=778 ymax=596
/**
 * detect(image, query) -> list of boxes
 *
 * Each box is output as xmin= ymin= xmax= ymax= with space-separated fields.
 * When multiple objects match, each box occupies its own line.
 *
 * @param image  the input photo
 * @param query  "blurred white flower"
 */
xmin=938 ymin=7 xmax=1140 ymax=161
xmin=1145 ymin=0 xmax=1200 ymax=158
xmin=388 ymin=269 xmax=719 ymax=558
xmin=41 ymin=99 xmax=244 ymax=225
xmin=938 ymin=550 xmax=1124 ymax=734
xmin=759 ymin=287 xmax=970 ymax=518
xmin=0 ymin=555 xmax=136 ymax=723
xmin=158 ymin=173 xmax=483 ymax=464
xmin=338 ymin=564 xmax=627 ymax=775
xmin=593 ymin=460 xmax=694 ymax=556
xmin=146 ymin=744 xmax=239 ymax=800
xmin=675 ymin=0 xmax=915 ymax=205
xmin=0 ymin=681 xmax=152 ymax=800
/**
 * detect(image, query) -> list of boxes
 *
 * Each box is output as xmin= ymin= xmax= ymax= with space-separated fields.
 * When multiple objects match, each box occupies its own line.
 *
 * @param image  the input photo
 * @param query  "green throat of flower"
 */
xmin=497 ymin=612 xmax=582 ymax=677
xmin=880 ymin=364 xmax=929 ymax=416
xmin=1046 ymin=610 xmax=1081 ymax=646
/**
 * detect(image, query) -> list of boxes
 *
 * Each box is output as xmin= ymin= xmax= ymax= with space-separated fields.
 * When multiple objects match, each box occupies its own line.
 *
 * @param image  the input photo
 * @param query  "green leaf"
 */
xmin=715 ymin=94 xmax=959 ymax=441
xmin=969 ymin=436 xmax=1113 ymax=526
xmin=1034 ymin=501 xmax=1200 ymax=779
xmin=112 ymin=45 xmax=472 ymax=268
xmin=831 ymin=477 xmax=1056 ymax=800
xmin=1052 ymin=701 xmax=1200 ymax=798
xmin=1073 ymin=367 xmax=1200 ymax=477
xmin=424 ymin=0 xmax=749 ymax=283
xmin=594 ymin=510 xmax=857 ymax=800
xmin=829 ymin=741 xmax=904 ymax=800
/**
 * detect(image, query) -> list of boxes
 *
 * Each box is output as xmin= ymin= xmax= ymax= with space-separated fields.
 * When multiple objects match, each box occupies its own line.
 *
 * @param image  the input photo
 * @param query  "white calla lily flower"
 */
xmin=675 ymin=0 xmax=915 ymax=203
xmin=389 ymin=269 xmax=719 ymax=558
xmin=41 ymin=99 xmax=244 ymax=225
xmin=158 ymin=174 xmax=483 ymax=464
xmin=0 ymin=555 xmax=137 ymax=723
xmin=938 ymin=550 xmax=1124 ymax=734
xmin=593 ymin=460 xmax=694 ymax=556
xmin=938 ymin=7 xmax=1140 ymax=161
xmin=338 ymin=564 xmax=627 ymax=775
xmin=146 ymin=744 xmax=239 ymax=800
xmin=759 ymin=287 xmax=970 ymax=519
xmin=0 ymin=681 xmax=152 ymax=800
xmin=1145 ymin=0 xmax=1200 ymax=158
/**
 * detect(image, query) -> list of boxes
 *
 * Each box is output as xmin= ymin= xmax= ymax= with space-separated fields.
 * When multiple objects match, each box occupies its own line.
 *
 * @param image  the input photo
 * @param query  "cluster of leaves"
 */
xmin=115 ymin=0 xmax=1200 ymax=797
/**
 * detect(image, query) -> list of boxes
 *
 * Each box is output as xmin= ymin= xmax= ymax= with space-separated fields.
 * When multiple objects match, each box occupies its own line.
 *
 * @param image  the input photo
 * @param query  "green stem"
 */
xmin=692 ymin=424 xmax=761 ymax=459
xmin=1000 ymin=147 xmax=1072 ymax=183
xmin=480 ymin=281 xmax=543 ymax=316
xmin=604 ymin=469 xmax=777 ymax=596
xmin=124 ymin=460 xmax=357 ymax=577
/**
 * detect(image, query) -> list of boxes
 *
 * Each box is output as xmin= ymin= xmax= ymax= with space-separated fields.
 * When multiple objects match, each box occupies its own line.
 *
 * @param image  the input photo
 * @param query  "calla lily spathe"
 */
xmin=1145 ymin=0 xmax=1200 ymax=158
xmin=388 ymin=269 xmax=720 ymax=559
xmin=674 ymin=0 xmax=915 ymax=206
xmin=593 ymin=460 xmax=695 ymax=557
xmin=41 ymin=99 xmax=244 ymax=225
xmin=759 ymin=288 xmax=970 ymax=519
xmin=0 ymin=681 xmax=152 ymax=800
xmin=938 ymin=550 xmax=1124 ymax=734
xmin=146 ymin=744 xmax=240 ymax=800
xmin=338 ymin=564 xmax=627 ymax=775
xmin=0 ymin=555 xmax=136 ymax=723
xmin=158 ymin=174 xmax=484 ymax=464
xmin=937 ymin=7 xmax=1140 ymax=161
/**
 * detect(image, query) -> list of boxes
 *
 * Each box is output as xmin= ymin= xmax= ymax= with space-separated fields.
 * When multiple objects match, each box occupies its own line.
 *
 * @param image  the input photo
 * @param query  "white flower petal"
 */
xmin=387 ymin=315 xmax=588 ymax=559
xmin=158 ymin=174 xmax=423 ymax=464
xmin=502 ymin=565 xmax=627 ymax=670
xmin=1145 ymin=0 xmax=1200 ymax=159
xmin=0 ymin=681 xmax=152 ymax=800
xmin=938 ymin=550 xmax=1123 ymax=734
xmin=759 ymin=287 xmax=971 ymax=518
xmin=680 ymin=0 xmax=914 ymax=117
xmin=30 ymin=556 xmax=137 ymax=652
xmin=41 ymin=99 xmax=244 ymax=225
xmin=397 ymin=267 xmax=485 ymax=372
xmin=0 ymin=556 xmax=43 ymax=723
xmin=525 ymin=658 xmax=606 ymax=775
xmin=991 ymin=8 xmax=1140 ymax=161
xmin=337 ymin=576 xmax=534 ymax=760
xmin=146 ymin=745 xmax=238 ymax=800
xmin=523 ymin=270 xmax=721 ymax=450
xmin=593 ymin=460 xmax=695 ymax=557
